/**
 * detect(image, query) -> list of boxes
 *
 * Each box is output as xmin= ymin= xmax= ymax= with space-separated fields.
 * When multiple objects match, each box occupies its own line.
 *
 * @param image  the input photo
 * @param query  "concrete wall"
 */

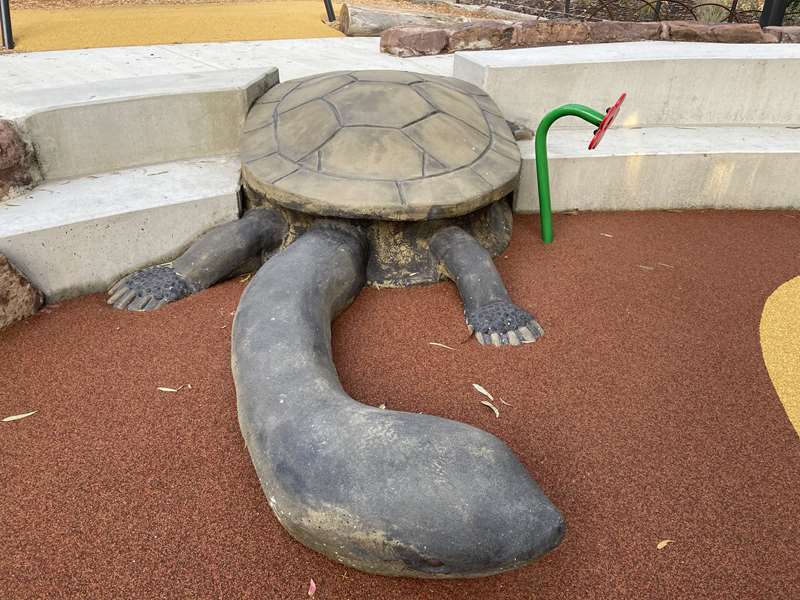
xmin=455 ymin=42 xmax=800 ymax=130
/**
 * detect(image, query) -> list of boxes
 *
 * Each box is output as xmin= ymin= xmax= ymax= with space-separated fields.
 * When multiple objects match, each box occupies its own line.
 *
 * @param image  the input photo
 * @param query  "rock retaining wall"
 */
xmin=0 ymin=255 xmax=44 ymax=329
xmin=0 ymin=120 xmax=40 ymax=201
xmin=381 ymin=20 xmax=800 ymax=57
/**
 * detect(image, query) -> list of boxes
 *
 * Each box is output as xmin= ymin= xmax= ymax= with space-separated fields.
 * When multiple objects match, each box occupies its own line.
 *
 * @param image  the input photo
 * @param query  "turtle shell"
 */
xmin=240 ymin=70 xmax=520 ymax=221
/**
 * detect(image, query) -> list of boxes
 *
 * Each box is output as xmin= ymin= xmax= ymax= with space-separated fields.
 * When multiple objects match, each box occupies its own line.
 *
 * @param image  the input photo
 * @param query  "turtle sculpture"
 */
xmin=108 ymin=70 xmax=564 ymax=578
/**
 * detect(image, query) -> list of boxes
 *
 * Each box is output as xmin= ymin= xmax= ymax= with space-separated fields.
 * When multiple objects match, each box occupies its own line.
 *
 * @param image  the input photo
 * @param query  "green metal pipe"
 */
xmin=535 ymin=104 xmax=604 ymax=244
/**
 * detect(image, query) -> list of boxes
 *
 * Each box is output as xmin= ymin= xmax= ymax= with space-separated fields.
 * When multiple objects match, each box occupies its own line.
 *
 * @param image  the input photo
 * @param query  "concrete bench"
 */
xmin=454 ymin=42 xmax=800 ymax=212
xmin=0 ymin=69 xmax=281 ymax=300
xmin=455 ymin=42 xmax=800 ymax=129
xmin=0 ymin=157 xmax=241 ymax=301
xmin=3 ymin=69 xmax=277 ymax=180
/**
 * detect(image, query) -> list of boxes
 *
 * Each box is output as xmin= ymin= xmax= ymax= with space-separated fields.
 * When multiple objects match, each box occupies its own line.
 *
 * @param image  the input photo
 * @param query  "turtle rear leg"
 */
xmin=108 ymin=208 xmax=286 ymax=311
xmin=430 ymin=226 xmax=543 ymax=347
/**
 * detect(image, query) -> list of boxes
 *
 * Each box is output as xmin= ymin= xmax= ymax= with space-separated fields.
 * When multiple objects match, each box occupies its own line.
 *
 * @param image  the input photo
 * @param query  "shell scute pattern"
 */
xmin=241 ymin=70 xmax=520 ymax=220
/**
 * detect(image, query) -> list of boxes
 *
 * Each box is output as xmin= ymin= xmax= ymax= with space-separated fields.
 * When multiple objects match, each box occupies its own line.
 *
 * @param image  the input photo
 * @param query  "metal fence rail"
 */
xmin=459 ymin=0 xmax=798 ymax=25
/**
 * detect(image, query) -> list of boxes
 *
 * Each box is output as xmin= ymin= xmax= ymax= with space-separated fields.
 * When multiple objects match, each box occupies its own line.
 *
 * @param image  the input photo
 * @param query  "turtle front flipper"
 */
xmin=430 ymin=226 xmax=543 ymax=347
xmin=108 ymin=208 xmax=287 ymax=311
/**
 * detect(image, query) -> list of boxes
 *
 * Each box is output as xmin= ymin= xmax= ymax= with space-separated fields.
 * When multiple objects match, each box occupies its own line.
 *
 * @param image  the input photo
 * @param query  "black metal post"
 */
xmin=1 ymin=0 xmax=14 ymax=50
xmin=760 ymin=0 xmax=787 ymax=26
xmin=760 ymin=0 xmax=774 ymax=26
xmin=322 ymin=0 xmax=335 ymax=23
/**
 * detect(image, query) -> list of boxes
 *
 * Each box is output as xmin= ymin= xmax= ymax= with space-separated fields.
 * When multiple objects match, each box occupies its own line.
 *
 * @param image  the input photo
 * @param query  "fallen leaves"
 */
xmin=308 ymin=578 xmax=317 ymax=596
xmin=2 ymin=410 xmax=37 ymax=422
xmin=429 ymin=342 xmax=455 ymax=350
xmin=480 ymin=400 xmax=500 ymax=418
xmin=157 ymin=384 xmax=192 ymax=393
xmin=656 ymin=539 xmax=675 ymax=550
xmin=473 ymin=384 xmax=504 ymax=417
xmin=472 ymin=383 xmax=494 ymax=401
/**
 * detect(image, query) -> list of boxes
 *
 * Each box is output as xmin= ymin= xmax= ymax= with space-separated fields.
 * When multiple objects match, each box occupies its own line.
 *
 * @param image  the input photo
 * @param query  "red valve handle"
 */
xmin=588 ymin=93 xmax=626 ymax=150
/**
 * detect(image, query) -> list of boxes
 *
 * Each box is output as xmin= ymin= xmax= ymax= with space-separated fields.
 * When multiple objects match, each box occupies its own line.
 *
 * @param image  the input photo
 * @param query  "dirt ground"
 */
xmin=6 ymin=1 xmax=343 ymax=51
xmin=2 ymin=211 xmax=799 ymax=599
xmin=3 ymin=0 xmax=510 ymax=52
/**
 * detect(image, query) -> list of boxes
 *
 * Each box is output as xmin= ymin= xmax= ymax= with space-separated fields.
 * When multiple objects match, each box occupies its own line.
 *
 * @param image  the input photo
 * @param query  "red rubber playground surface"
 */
xmin=2 ymin=212 xmax=799 ymax=599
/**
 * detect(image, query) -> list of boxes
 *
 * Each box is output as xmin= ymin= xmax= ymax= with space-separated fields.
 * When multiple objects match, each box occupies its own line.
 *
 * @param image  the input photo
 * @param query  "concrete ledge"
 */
xmin=515 ymin=126 xmax=800 ymax=212
xmin=7 ymin=69 xmax=277 ymax=181
xmin=455 ymin=42 xmax=800 ymax=129
xmin=0 ymin=157 xmax=241 ymax=301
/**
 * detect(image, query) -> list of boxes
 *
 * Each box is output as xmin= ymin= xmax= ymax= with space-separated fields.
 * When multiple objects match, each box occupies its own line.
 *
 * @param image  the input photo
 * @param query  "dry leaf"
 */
xmin=472 ymin=383 xmax=494 ymax=401
xmin=3 ymin=410 xmax=37 ymax=422
xmin=499 ymin=399 xmax=512 ymax=406
xmin=658 ymin=262 xmax=674 ymax=269
xmin=638 ymin=265 xmax=655 ymax=271
xmin=378 ymin=404 xmax=386 ymax=410
xmin=157 ymin=384 xmax=190 ymax=393
xmin=600 ymin=233 xmax=614 ymax=238
xmin=656 ymin=539 xmax=675 ymax=550
xmin=480 ymin=400 xmax=500 ymax=418
xmin=308 ymin=578 xmax=317 ymax=596
xmin=239 ymin=273 xmax=253 ymax=283
xmin=429 ymin=342 xmax=455 ymax=350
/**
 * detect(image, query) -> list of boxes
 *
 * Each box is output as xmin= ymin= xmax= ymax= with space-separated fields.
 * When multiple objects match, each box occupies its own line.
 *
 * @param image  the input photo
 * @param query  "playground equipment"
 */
xmin=534 ymin=93 xmax=626 ymax=243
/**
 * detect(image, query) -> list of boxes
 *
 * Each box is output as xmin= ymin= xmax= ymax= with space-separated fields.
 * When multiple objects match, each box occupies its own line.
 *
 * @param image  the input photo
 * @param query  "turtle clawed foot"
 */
xmin=107 ymin=265 xmax=193 ymax=311
xmin=466 ymin=301 xmax=544 ymax=347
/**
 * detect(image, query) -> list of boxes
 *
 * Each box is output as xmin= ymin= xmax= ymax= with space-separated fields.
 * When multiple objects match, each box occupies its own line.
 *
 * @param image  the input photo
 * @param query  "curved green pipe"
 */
xmin=535 ymin=104 xmax=604 ymax=244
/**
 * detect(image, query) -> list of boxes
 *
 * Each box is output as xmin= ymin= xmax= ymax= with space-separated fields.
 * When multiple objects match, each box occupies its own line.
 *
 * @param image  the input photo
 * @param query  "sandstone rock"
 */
xmin=380 ymin=26 xmax=451 ymax=57
xmin=449 ymin=21 xmax=514 ymax=52
xmin=0 ymin=255 xmax=44 ymax=330
xmin=587 ymin=20 xmax=662 ymax=43
xmin=341 ymin=4 xmax=472 ymax=37
xmin=661 ymin=20 xmax=712 ymax=42
xmin=709 ymin=23 xmax=772 ymax=43
xmin=765 ymin=26 xmax=800 ymax=43
xmin=0 ymin=120 xmax=38 ymax=200
xmin=513 ymin=20 xmax=590 ymax=46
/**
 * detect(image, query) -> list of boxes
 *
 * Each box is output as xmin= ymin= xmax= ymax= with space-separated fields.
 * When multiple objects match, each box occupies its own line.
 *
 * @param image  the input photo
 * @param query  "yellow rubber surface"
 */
xmin=9 ymin=1 xmax=343 ymax=52
xmin=760 ymin=275 xmax=800 ymax=437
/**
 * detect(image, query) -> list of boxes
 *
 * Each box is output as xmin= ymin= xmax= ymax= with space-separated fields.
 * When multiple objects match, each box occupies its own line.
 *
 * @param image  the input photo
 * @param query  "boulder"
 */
xmin=765 ymin=26 xmax=800 ymax=43
xmin=341 ymin=4 xmax=472 ymax=37
xmin=709 ymin=23 xmax=773 ymax=43
xmin=0 ymin=255 xmax=44 ymax=330
xmin=512 ymin=20 xmax=590 ymax=46
xmin=380 ymin=26 xmax=451 ymax=57
xmin=0 ymin=120 xmax=37 ymax=200
xmin=587 ymin=20 xmax=662 ymax=43
xmin=661 ymin=20 xmax=712 ymax=42
xmin=449 ymin=21 xmax=514 ymax=52
xmin=663 ymin=21 xmax=775 ymax=43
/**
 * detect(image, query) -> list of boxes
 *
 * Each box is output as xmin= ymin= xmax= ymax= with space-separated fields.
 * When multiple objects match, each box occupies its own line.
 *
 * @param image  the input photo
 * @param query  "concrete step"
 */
xmin=455 ymin=42 xmax=800 ymax=130
xmin=4 ymin=69 xmax=277 ymax=181
xmin=0 ymin=156 xmax=241 ymax=302
xmin=515 ymin=126 xmax=800 ymax=212
xmin=0 ymin=39 xmax=453 ymax=94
